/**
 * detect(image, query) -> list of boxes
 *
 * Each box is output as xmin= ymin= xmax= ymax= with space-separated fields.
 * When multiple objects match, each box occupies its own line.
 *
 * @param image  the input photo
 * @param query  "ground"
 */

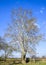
xmin=0 ymin=60 xmax=46 ymax=65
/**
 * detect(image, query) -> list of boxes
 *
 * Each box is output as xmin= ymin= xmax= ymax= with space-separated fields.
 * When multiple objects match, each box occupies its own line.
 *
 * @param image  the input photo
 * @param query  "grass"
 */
xmin=0 ymin=59 xmax=46 ymax=65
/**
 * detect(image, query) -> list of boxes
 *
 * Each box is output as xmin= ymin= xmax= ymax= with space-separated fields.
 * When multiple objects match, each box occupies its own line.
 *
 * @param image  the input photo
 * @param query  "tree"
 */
xmin=0 ymin=37 xmax=8 ymax=50
xmin=4 ymin=8 xmax=43 ymax=61
xmin=0 ymin=37 xmax=8 ymax=59
xmin=0 ymin=37 xmax=12 ymax=59
xmin=42 ymin=56 xmax=46 ymax=58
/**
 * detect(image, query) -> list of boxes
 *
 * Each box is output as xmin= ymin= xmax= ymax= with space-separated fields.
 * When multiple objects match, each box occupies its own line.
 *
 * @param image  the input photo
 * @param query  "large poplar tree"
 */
xmin=4 ymin=8 xmax=43 ymax=61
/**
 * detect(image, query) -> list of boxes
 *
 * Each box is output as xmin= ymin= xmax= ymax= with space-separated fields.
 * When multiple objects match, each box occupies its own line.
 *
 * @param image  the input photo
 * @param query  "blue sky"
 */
xmin=0 ymin=0 xmax=46 ymax=57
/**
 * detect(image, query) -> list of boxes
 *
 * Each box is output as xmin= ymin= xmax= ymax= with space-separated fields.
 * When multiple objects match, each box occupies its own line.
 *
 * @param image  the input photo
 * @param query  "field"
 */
xmin=0 ymin=59 xmax=46 ymax=65
xmin=0 ymin=61 xmax=46 ymax=65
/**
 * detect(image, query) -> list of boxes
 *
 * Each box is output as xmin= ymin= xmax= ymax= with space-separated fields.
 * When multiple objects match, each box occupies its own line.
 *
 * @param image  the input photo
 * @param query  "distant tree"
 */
xmin=0 ymin=37 xmax=8 ymax=50
xmin=0 ymin=37 xmax=8 ymax=58
xmin=0 ymin=37 xmax=11 ymax=59
xmin=31 ymin=55 xmax=36 ymax=59
xmin=42 ymin=56 xmax=46 ymax=58
xmin=4 ymin=8 xmax=44 ymax=62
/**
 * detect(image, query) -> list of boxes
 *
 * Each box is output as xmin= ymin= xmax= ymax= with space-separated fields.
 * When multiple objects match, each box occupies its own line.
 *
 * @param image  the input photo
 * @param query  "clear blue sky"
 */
xmin=0 ymin=0 xmax=46 ymax=57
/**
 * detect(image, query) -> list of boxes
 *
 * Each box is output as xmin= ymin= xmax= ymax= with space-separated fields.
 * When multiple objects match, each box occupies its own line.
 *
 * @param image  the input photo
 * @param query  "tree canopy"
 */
xmin=3 ymin=8 xmax=44 ymax=58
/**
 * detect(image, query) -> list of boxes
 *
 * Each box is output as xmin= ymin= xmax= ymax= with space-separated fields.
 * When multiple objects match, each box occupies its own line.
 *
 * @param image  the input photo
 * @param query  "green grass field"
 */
xmin=0 ymin=61 xmax=46 ymax=65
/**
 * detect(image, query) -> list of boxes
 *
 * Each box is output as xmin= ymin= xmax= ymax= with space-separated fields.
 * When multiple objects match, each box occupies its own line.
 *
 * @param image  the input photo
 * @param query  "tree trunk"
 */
xmin=21 ymin=53 xmax=26 ymax=63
